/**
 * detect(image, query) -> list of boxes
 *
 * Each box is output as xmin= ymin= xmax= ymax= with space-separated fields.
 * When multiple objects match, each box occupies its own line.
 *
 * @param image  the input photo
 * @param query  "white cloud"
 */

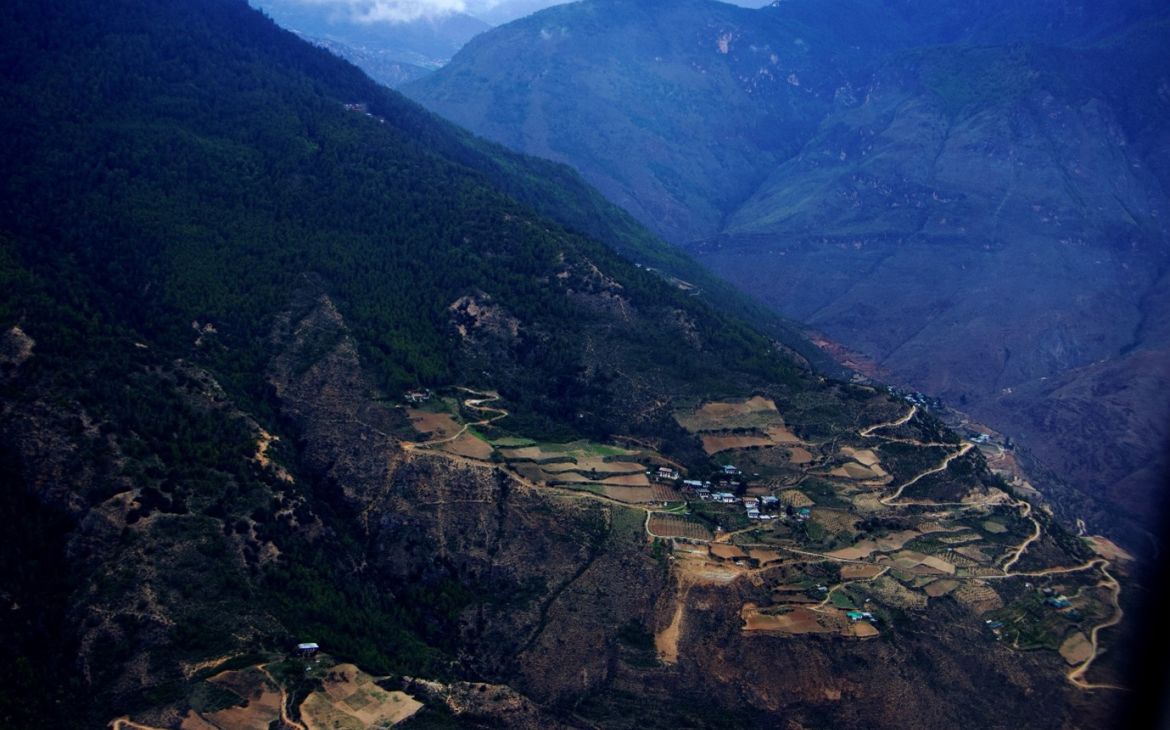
xmin=288 ymin=1 xmax=769 ymax=26
xmin=295 ymin=0 xmax=476 ymax=24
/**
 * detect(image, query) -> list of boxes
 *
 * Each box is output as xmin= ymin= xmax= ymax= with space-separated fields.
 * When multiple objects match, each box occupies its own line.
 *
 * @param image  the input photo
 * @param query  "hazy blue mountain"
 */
xmin=404 ymin=0 xmax=1170 ymax=543
xmin=251 ymin=0 xmax=490 ymax=83
xmin=475 ymin=0 xmax=575 ymax=25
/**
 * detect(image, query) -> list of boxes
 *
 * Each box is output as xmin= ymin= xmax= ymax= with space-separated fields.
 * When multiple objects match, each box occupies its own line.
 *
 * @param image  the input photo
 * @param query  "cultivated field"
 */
xmin=840 ymin=446 xmax=881 ymax=467
xmin=779 ymin=489 xmax=815 ymax=508
xmin=829 ymin=462 xmax=888 ymax=480
xmin=710 ymin=543 xmax=748 ymax=560
xmin=786 ymin=446 xmax=815 ymax=464
xmin=648 ymin=514 xmax=712 ymax=540
xmin=675 ymin=396 xmax=783 ymax=432
xmin=676 ymin=397 xmax=808 ymax=455
xmin=750 ymin=548 xmax=783 ymax=565
xmin=840 ymin=564 xmax=885 ymax=580
xmin=924 ymin=579 xmax=960 ymax=597
xmin=600 ymin=473 xmax=653 ymax=487
xmin=741 ymin=605 xmax=833 ymax=634
xmin=953 ymin=582 xmax=1003 ymax=614
xmin=827 ymin=529 xmax=920 ymax=560
xmin=599 ymin=485 xmax=659 ymax=503
xmin=182 ymin=668 xmax=281 ymax=730
xmin=1059 ymin=632 xmax=1093 ymax=666
xmin=701 ymin=433 xmax=775 ymax=454
xmin=407 ymin=409 xmax=462 ymax=441
xmin=439 ymin=433 xmax=494 ymax=460
xmin=863 ymin=576 xmax=928 ymax=610
xmin=302 ymin=663 xmax=422 ymax=730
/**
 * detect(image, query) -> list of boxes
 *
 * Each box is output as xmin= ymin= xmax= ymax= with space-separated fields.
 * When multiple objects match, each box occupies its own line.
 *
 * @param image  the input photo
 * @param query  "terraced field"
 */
xmin=402 ymin=390 xmax=1128 ymax=691
xmin=648 ymin=514 xmax=712 ymax=541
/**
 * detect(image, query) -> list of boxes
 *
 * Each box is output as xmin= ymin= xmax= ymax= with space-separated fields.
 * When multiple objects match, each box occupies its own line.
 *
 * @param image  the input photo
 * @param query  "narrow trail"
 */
xmin=983 ymin=557 xmax=1109 ymax=581
xmin=259 ymin=665 xmax=309 ymax=730
xmin=810 ymin=566 xmax=891 ymax=612
xmin=880 ymin=442 xmax=973 ymax=505
xmin=1067 ymin=562 xmax=1126 ymax=691
xmin=980 ymin=554 xmax=1126 ymax=690
xmin=110 ymin=720 xmax=166 ymax=730
xmin=859 ymin=405 xmax=917 ymax=437
xmin=777 ymin=544 xmax=873 ymax=565
xmin=999 ymin=499 xmax=1040 ymax=574
xmin=714 ymin=524 xmax=764 ymax=543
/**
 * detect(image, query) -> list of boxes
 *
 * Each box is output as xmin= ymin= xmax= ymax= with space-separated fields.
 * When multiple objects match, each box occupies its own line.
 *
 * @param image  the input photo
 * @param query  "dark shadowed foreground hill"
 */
xmin=0 ymin=0 xmax=1138 ymax=727
xmin=404 ymin=0 xmax=1170 ymax=549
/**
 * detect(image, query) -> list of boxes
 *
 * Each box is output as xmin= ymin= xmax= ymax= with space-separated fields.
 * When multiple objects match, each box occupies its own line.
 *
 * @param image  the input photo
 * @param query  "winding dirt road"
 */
xmin=413 ymin=388 xmax=508 ymax=449
xmin=259 ymin=665 xmax=309 ymax=730
xmin=1067 ymin=561 xmax=1125 ymax=690
xmin=860 ymin=405 xmax=917 ymax=437
xmin=998 ymin=499 xmax=1040 ymax=574
xmin=880 ymin=442 xmax=973 ymax=505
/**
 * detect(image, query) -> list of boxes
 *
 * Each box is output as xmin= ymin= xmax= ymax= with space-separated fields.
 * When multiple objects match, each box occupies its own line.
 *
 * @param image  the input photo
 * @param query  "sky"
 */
xmin=290 ymin=0 xmax=767 ymax=25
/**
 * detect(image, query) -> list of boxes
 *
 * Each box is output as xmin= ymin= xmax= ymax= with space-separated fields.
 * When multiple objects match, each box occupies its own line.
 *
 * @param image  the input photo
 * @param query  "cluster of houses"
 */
xmin=742 ymin=495 xmax=780 ymax=521
xmin=655 ymin=466 xmax=681 ymax=482
xmin=846 ymin=610 xmax=876 ymax=623
xmin=1040 ymin=586 xmax=1073 ymax=609
xmin=887 ymin=385 xmax=939 ymax=410
xmin=675 ymin=469 xmax=788 ymax=521
xmin=657 ymin=462 xmax=815 ymax=523
xmin=343 ymin=101 xmax=387 ymax=124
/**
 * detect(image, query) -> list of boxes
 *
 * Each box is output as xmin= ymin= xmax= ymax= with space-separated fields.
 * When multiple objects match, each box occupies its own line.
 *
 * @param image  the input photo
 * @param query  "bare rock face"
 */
xmin=449 ymin=293 xmax=522 ymax=341
xmin=0 ymin=325 xmax=34 ymax=368
xmin=268 ymin=288 xmax=409 ymax=507
xmin=405 ymin=677 xmax=570 ymax=729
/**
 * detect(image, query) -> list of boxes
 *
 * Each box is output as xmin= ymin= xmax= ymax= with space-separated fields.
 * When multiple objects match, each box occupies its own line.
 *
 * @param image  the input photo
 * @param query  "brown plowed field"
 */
xmin=701 ymin=433 xmax=775 ymax=454
xmin=648 ymin=514 xmax=712 ymax=540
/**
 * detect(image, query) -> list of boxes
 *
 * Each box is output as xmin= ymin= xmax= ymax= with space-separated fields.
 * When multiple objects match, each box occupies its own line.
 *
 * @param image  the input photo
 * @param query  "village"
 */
xmin=393 ymin=387 xmax=1127 ymax=689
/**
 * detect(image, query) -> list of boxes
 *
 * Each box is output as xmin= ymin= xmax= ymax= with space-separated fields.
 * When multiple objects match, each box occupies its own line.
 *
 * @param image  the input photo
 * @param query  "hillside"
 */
xmin=403 ymin=0 xmax=1170 ymax=548
xmin=0 ymin=0 xmax=1138 ymax=728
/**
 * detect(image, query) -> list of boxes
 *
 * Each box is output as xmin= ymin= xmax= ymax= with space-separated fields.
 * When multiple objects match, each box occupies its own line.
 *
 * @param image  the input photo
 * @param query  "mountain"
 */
xmin=475 ymin=0 xmax=576 ymax=25
xmin=403 ymin=0 xmax=1170 ymax=547
xmin=0 ymin=0 xmax=1142 ymax=727
xmin=302 ymin=35 xmax=434 ymax=87
xmin=250 ymin=0 xmax=491 ymax=84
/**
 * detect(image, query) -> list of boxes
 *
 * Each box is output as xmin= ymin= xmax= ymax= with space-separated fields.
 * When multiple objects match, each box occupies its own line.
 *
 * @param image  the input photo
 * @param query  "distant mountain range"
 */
xmin=403 ymin=0 xmax=1170 ymax=546
xmin=250 ymin=0 xmax=492 ymax=84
